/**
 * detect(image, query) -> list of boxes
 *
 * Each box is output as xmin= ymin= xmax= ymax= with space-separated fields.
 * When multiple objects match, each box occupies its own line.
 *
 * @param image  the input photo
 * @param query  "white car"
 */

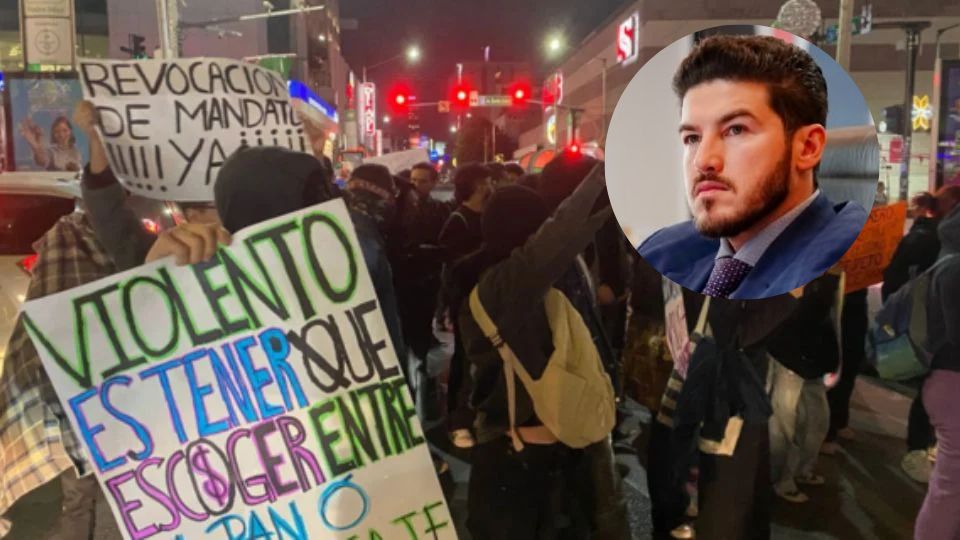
xmin=0 ymin=172 xmax=176 ymax=371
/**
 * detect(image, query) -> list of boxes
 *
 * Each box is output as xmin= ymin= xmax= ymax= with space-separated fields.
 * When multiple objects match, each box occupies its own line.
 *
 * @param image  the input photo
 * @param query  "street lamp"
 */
xmin=546 ymin=34 xmax=564 ymax=57
xmin=383 ymin=115 xmax=391 ymax=124
xmin=450 ymin=126 xmax=457 ymax=134
xmin=406 ymin=45 xmax=421 ymax=62
xmin=363 ymin=45 xmax=422 ymax=82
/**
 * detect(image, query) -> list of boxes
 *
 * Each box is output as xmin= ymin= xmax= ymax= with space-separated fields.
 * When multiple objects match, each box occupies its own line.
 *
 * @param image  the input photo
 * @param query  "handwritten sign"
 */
xmin=364 ymin=148 xmax=430 ymax=174
xmin=23 ymin=200 xmax=453 ymax=539
xmin=838 ymin=201 xmax=907 ymax=293
xmin=79 ymin=58 xmax=308 ymax=202
xmin=662 ymin=277 xmax=690 ymax=377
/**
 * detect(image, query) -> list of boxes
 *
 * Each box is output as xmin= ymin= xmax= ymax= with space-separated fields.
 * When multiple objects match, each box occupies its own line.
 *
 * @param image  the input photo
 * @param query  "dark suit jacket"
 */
xmin=638 ymin=192 xmax=868 ymax=299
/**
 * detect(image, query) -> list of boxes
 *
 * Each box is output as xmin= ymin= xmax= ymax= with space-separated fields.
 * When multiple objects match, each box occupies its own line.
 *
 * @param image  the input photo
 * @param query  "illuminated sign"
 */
xmin=546 ymin=109 xmax=557 ymax=145
xmin=360 ymin=82 xmax=376 ymax=136
xmin=288 ymin=80 xmax=338 ymax=123
xmin=617 ymin=12 xmax=639 ymax=65
xmin=912 ymin=94 xmax=932 ymax=132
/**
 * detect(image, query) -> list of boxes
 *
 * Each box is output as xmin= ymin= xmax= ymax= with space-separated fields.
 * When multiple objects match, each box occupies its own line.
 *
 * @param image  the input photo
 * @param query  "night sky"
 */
xmin=340 ymin=0 xmax=627 ymax=142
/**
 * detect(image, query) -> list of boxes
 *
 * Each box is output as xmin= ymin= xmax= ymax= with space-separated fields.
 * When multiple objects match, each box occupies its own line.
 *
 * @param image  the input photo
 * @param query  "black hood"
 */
xmin=214 ymin=146 xmax=338 ymax=234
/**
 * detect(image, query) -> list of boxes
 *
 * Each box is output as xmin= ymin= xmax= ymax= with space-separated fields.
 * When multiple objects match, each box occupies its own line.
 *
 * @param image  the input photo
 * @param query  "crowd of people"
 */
xmin=0 ymin=92 xmax=958 ymax=540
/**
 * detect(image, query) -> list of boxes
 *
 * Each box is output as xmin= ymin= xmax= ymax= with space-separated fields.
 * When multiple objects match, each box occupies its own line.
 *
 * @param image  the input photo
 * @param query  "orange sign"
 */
xmin=838 ymin=201 xmax=907 ymax=293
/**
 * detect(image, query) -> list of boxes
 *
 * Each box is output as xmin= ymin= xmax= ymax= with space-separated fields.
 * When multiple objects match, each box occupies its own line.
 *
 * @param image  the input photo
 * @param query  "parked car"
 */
xmin=0 ymin=172 xmax=176 ymax=369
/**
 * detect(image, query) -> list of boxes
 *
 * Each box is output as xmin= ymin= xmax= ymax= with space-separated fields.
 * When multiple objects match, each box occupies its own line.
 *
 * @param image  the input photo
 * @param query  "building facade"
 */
xmin=517 ymin=0 xmax=960 ymax=199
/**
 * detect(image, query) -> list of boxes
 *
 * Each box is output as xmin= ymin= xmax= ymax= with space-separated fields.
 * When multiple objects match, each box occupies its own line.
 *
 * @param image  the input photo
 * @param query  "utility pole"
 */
xmin=155 ymin=0 xmax=180 ymax=59
xmin=835 ymin=0 xmax=854 ymax=69
xmin=874 ymin=21 xmax=931 ymax=202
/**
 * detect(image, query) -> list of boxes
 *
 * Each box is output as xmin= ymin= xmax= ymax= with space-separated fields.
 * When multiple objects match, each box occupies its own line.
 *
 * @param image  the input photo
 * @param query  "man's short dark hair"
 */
xmin=673 ymin=35 xmax=828 ymax=133
xmin=504 ymin=163 xmax=525 ymax=177
xmin=411 ymin=162 xmax=439 ymax=183
xmin=453 ymin=163 xmax=492 ymax=203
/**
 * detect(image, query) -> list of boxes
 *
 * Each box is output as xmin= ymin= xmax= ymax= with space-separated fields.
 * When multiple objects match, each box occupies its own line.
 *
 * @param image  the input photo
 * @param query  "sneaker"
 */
xmin=820 ymin=441 xmax=841 ymax=455
xmin=670 ymin=524 xmax=695 ymax=539
xmin=450 ymin=429 xmax=476 ymax=449
xmin=902 ymin=450 xmax=932 ymax=483
xmin=837 ymin=427 xmax=856 ymax=440
xmin=775 ymin=489 xmax=810 ymax=503
xmin=796 ymin=473 xmax=826 ymax=486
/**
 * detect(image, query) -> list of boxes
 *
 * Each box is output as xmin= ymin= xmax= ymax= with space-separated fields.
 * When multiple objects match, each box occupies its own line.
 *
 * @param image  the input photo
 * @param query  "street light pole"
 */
xmin=875 ymin=21 xmax=931 ymax=202
xmin=835 ymin=0 xmax=854 ymax=69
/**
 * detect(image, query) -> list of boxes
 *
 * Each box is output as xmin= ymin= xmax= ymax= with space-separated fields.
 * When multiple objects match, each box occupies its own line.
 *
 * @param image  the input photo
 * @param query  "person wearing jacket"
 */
xmin=914 ymin=198 xmax=960 ymax=539
xmin=637 ymin=35 xmax=867 ymax=300
xmin=459 ymin=164 xmax=629 ymax=539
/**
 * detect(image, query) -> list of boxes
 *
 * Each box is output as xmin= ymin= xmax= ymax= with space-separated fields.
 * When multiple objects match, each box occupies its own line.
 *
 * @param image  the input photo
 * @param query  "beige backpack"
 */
xmin=469 ymin=286 xmax=616 ymax=450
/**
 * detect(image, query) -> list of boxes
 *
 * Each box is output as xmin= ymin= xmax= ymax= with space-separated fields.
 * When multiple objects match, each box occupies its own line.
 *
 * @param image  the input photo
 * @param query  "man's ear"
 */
xmin=794 ymin=124 xmax=827 ymax=175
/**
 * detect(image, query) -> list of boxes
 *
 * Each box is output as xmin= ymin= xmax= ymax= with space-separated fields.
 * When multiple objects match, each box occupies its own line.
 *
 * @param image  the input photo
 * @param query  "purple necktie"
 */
xmin=702 ymin=256 xmax=753 ymax=298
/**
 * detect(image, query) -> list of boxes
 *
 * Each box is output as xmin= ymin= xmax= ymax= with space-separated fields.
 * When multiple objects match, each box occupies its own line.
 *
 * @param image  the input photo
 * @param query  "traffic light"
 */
xmin=509 ymin=82 xmax=531 ymax=108
xmin=120 ymin=33 xmax=148 ymax=59
xmin=452 ymin=83 xmax=472 ymax=109
xmin=387 ymin=85 xmax=414 ymax=113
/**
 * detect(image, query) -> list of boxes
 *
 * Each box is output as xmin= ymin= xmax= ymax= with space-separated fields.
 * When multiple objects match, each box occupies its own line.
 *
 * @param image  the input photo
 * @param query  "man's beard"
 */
xmin=692 ymin=149 xmax=792 ymax=238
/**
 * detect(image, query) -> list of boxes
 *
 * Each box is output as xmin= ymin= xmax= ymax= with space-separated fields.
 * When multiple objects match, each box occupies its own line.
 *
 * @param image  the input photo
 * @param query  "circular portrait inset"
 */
xmin=606 ymin=25 xmax=879 ymax=299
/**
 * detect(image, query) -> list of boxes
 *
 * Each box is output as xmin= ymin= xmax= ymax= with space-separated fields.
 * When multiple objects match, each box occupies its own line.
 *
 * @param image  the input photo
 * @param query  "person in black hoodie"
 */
xmin=459 ymin=166 xmax=630 ymax=539
xmin=914 ymin=198 xmax=960 ymax=539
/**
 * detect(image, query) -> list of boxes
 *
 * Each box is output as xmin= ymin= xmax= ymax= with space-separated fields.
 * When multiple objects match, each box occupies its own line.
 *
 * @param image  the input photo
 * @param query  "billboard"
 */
xmin=5 ymin=74 xmax=90 ymax=172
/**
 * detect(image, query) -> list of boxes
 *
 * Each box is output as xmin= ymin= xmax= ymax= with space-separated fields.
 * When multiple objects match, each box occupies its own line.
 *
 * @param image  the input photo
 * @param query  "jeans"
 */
xmin=769 ymin=360 xmax=830 ymax=494
xmin=915 ymin=369 xmax=960 ymax=540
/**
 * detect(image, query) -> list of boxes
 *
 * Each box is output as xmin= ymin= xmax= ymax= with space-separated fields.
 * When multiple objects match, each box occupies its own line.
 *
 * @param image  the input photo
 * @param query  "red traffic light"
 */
xmin=451 ymin=83 xmax=473 ymax=108
xmin=388 ymin=84 xmax=414 ymax=112
xmin=509 ymin=81 xmax=532 ymax=107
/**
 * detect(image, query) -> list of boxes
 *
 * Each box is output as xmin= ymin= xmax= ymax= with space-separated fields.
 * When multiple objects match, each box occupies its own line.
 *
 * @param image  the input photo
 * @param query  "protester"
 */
xmin=1 ymin=208 xmax=124 ymax=540
xmin=504 ymin=162 xmax=525 ymax=182
xmin=486 ymin=162 xmax=509 ymax=187
xmin=459 ymin=165 xmax=629 ymax=539
xmin=438 ymin=163 xmax=494 ymax=448
xmin=538 ymin=153 xmax=621 ymax=401
xmin=884 ymin=191 xmax=943 ymax=483
xmin=914 ymin=198 xmax=960 ymax=539
xmin=400 ymin=162 xmax=453 ymax=363
xmin=767 ymin=271 xmax=842 ymax=504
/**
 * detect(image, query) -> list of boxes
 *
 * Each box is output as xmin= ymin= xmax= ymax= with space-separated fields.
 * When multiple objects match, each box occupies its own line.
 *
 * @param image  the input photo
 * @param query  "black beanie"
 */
xmin=349 ymin=164 xmax=396 ymax=199
xmin=481 ymin=185 xmax=549 ymax=260
xmin=215 ymin=146 xmax=336 ymax=234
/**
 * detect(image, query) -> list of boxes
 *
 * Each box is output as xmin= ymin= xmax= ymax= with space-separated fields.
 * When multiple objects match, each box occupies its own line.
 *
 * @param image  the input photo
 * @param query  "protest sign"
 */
xmin=838 ymin=201 xmax=907 ymax=293
xmin=661 ymin=277 xmax=690 ymax=378
xmin=78 ymin=57 xmax=307 ymax=202
xmin=22 ymin=199 xmax=453 ymax=539
xmin=364 ymin=149 xmax=429 ymax=174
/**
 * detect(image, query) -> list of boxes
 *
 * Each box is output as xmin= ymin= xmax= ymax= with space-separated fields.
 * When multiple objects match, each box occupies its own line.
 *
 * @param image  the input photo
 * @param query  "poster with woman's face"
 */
xmin=9 ymin=76 xmax=90 ymax=173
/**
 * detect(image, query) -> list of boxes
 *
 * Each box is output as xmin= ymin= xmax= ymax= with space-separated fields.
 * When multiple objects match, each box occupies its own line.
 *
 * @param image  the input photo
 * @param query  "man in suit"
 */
xmin=639 ymin=35 xmax=868 ymax=299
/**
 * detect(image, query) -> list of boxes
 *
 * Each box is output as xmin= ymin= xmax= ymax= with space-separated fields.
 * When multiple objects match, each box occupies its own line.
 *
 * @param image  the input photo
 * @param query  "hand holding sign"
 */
xmin=145 ymin=222 xmax=231 ymax=265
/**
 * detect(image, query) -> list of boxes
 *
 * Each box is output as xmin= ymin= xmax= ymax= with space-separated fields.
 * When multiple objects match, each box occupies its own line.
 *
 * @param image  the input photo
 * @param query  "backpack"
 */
xmin=468 ymin=286 xmax=616 ymax=450
xmin=871 ymin=254 xmax=956 ymax=380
